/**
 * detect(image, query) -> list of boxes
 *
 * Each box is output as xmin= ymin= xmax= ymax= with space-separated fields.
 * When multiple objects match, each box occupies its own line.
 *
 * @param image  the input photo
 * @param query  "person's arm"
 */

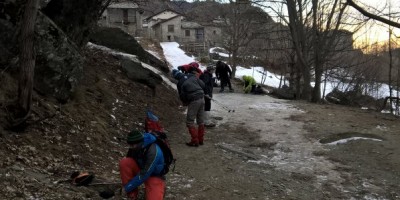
xmin=250 ymin=78 xmax=256 ymax=86
xmin=215 ymin=67 xmax=220 ymax=80
xmin=177 ymin=66 xmax=183 ymax=72
xmin=195 ymin=67 xmax=203 ymax=75
xmin=177 ymin=81 xmax=182 ymax=99
xmin=227 ymin=64 xmax=232 ymax=78
xmin=124 ymin=144 xmax=160 ymax=193
xmin=244 ymin=83 xmax=252 ymax=93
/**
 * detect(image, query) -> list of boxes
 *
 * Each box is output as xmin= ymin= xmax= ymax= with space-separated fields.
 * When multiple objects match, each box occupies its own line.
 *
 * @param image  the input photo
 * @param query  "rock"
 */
xmin=89 ymin=27 xmax=169 ymax=73
xmin=271 ymin=88 xmax=296 ymax=100
xmin=120 ymin=57 xmax=162 ymax=89
xmin=0 ymin=18 xmax=17 ymax=67
xmin=34 ymin=12 xmax=84 ymax=102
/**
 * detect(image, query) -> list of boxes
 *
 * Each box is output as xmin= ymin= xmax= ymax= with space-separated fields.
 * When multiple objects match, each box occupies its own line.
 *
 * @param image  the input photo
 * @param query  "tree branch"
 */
xmin=347 ymin=0 xmax=400 ymax=28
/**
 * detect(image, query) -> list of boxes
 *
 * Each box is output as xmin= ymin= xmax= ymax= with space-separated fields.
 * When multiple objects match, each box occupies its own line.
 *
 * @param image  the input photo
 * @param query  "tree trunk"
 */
xmin=311 ymin=0 xmax=321 ymax=103
xmin=388 ymin=28 xmax=393 ymax=113
xmin=301 ymin=66 xmax=312 ymax=100
xmin=18 ymin=0 xmax=39 ymax=117
xmin=312 ymin=64 xmax=322 ymax=102
xmin=231 ymin=49 xmax=238 ymax=77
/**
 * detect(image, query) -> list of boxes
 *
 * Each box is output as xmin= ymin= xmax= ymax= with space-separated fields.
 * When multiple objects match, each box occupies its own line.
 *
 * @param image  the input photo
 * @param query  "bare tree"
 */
xmin=13 ymin=0 xmax=40 ymax=126
xmin=255 ymin=0 xmax=358 ymax=102
xmin=347 ymin=0 xmax=400 ymax=28
xmin=218 ymin=1 xmax=270 ymax=76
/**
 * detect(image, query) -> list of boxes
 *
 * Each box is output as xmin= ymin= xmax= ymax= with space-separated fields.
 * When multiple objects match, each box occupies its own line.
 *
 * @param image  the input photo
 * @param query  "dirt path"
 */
xmin=165 ymin=91 xmax=400 ymax=200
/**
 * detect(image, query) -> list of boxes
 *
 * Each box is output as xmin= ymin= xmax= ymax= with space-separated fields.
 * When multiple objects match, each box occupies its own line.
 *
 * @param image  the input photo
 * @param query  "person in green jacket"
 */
xmin=242 ymin=75 xmax=256 ymax=94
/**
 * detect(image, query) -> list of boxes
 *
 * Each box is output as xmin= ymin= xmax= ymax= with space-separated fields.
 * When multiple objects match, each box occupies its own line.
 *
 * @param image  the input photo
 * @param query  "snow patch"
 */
xmin=326 ymin=137 xmax=382 ymax=145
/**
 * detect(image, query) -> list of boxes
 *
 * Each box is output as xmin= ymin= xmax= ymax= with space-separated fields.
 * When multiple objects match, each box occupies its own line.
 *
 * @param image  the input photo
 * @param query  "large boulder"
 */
xmin=34 ymin=12 xmax=83 ymax=102
xmin=89 ymin=27 xmax=169 ymax=73
xmin=271 ymin=87 xmax=296 ymax=100
xmin=42 ymin=0 xmax=104 ymax=47
xmin=90 ymin=27 xmax=148 ymax=62
xmin=326 ymin=88 xmax=379 ymax=109
xmin=120 ymin=57 xmax=162 ymax=90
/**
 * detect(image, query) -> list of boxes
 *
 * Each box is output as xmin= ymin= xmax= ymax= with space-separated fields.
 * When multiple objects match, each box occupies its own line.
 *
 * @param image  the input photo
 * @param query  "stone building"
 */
xmin=99 ymin=2 xmax=144 ymax=36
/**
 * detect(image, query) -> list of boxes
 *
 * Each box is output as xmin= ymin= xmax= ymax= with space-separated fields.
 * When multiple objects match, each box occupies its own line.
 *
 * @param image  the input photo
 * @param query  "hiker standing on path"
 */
xmin=172 ymin=69 xmax=206 ymax=147
xmin=215 ymin=60 xmax=234 ymax=93
xmin=199 ymin=65 xmax=216 ymax=127
xmin=119 ymin=130 xmax=165 ymax=200
xmin=242 ymin=75 xmax=257 ymax=94
xmin=177 ymin=62 xmax=202 ymax=77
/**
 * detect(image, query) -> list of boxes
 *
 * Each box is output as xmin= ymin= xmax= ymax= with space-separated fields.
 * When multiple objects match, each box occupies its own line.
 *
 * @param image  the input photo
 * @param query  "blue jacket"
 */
xmin=124 ymin=133 xmax=165 ymax=193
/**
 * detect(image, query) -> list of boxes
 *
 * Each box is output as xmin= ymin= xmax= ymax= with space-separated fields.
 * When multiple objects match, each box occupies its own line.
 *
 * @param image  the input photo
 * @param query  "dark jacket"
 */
xmin=215 ymin=61 xmax=232 ymax=79
xmin=124 ymin=133 xmax=165 ymax=192
xmin=199 ymin=70 xmax=214 ymax=97
xmin=176 ymin=73 xmax=205 ymax=104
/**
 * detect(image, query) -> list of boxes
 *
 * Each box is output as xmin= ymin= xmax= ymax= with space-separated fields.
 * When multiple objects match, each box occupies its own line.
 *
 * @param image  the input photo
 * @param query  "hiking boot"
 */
xmin=199 ymin=141 xmax=204 ymax=145
xmin=229 ymin=88 xmax=234 ymax=92
xmin=186 ymin=142 xmax=199 ymax=147
xmin=219 ymin=89 xmax=224 ymax=93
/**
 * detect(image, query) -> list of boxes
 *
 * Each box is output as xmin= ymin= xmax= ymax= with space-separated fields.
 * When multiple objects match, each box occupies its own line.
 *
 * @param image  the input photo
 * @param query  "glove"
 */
xmin=204 ymin=94 xmax=211 ymax=99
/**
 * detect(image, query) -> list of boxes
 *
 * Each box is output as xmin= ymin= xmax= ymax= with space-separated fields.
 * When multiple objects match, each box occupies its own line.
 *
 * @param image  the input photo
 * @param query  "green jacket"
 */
xmin=242 ymin=75 xmax=256 ymax=93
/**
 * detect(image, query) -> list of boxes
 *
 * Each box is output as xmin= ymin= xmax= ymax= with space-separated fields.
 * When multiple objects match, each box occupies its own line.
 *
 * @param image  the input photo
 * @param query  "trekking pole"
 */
xmin=206 ymin=96 xmax=235 ymax=112
xmin=89 ymin=182 xmax=120 ymax=186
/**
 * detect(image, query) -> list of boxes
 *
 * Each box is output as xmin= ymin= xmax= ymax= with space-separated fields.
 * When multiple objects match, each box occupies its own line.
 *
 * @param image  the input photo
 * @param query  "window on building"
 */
xmin=123 ymin=9 xmax=128 ymax=25
xmin=196 ymin=29 xmax=204 ymax=42
xmin=168 ymin=25 xmax=174 ymax=32
xmin=185 ymin=30 xmax=190 ymax=37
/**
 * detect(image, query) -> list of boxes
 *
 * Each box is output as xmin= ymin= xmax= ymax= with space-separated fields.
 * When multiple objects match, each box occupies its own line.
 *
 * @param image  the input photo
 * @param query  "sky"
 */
xmin=349 ymin=0 xmax=400 ymax=45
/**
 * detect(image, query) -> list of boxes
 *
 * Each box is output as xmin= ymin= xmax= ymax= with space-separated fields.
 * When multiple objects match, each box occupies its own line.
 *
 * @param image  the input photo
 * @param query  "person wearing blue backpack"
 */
xmin=119 ymin=130 xmax=165 ymax=200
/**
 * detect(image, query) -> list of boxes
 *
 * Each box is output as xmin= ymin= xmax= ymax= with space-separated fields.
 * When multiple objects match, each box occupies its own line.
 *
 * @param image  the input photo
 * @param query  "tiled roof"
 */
xmin=181 ymin=21 xmax=203 ymax=29
xmin=108 ymin=2 xmax=138 ymax=9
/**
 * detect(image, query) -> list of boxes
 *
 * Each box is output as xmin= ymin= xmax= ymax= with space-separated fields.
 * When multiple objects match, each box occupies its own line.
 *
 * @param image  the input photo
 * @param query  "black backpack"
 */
xmin=150 ymin=131 xmax=176 ymax=175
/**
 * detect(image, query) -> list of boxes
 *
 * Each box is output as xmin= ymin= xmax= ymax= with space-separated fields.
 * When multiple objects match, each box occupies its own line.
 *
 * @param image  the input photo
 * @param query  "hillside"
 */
xmin=0 ymin=46 xmax=184 ymax=199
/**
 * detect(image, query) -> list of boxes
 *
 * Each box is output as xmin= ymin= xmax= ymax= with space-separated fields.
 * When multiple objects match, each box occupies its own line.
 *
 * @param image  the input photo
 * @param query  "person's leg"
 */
xmin=203 ymin=97 xmax=214 ymax=127
xmin=244 ymin=81 xmax=249 ymax=93
xmin=119 ymin=157 xmax=140 ymax=200
xmin=196 ymin=98 xmax=206 ymax=145
xmin=144 ymin=177 xmax=165 ymax=200
xmin=219 ymin=81 xmax=225 ymax=92
xmin=251 ymin=85 xmax=256 ymax=93
xmin=195 ymin=98 xmax=205 ymax=125
xmin=220 ymin=77 xmax=227 ymax=92
xmin=186 ymin=100 xmax=200 ymax=146
xmin=204 ymin=98 xmax=211 ymax=112
xmin=227 ymin=78 xmax=233 ymax=91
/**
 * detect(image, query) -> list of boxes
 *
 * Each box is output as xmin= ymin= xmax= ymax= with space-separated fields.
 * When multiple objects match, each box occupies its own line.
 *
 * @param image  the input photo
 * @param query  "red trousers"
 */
xmin=119 ymin=157 xmax=165 ymax=200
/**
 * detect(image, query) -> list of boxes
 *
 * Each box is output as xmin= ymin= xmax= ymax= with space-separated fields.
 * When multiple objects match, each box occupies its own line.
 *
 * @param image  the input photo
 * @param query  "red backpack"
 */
xmin=145 ymin=109 xmax=164 ymax=133
xmin=144 ymin=109 xmax=175 ymax=175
